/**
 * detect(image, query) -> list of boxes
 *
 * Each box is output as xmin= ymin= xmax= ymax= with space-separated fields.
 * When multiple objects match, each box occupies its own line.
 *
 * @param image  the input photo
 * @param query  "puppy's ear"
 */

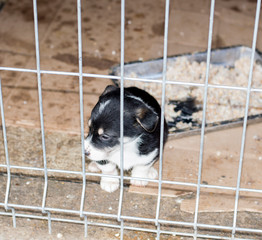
xmin=101 ymin=85 xmax=118 ymax=97
xmin=135 ymin=107 xmax=159 ymax=133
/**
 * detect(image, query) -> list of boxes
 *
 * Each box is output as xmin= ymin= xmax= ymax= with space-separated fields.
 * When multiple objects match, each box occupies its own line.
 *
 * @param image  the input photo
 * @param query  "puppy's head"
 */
xmin=84 ymin=85 xmax=159 ymax=161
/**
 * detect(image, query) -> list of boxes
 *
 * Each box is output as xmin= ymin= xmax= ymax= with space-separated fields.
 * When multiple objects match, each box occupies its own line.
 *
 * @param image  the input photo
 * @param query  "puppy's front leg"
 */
xmin=97 ymin=162 xmax=119 ymax=193
xmin=131 ymin=165 xmax=158 ymax=186
xmin=87 ymin=161 xmax=100 ymax=173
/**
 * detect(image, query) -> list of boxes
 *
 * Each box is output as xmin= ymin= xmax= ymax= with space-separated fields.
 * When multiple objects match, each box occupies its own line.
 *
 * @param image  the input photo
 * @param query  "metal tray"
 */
xmin=110 ymin=46 xmax=262 ymax=138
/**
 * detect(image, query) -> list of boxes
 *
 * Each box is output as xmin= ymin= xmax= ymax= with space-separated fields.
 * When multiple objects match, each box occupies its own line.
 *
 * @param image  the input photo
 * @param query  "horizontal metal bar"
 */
xmin=0 ymin=67 xmax=37 ymax=73
xmin=160 ymin=230 xmax=230 ymax=240
xmin=1 ymin=203 xmax=262 ymax=235
xmin=2 ymin=200 xmax=262 ymax=235
xmin=161 ymin=230 xmax=255 ymax=240
xmin=0 ymin=66 xmax=261 ymax=92
xmin=251 ymin=88 xmax=262 ymax=93
xmin=0 ymin=203 xmax=117 ymax=219
xmin=0 ymin=209 xmax=261 ymax=238
xmin=1 ymin=164 xmax=262 ymax=194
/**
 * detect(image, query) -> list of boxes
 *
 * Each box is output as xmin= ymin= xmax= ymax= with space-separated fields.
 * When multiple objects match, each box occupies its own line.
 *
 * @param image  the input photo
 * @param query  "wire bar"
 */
xmin=117 ymin=0 xmax=125 ymax=223
xmin=0 ymin=0 xmax=261 ymax=238
xmin=193 ymin=0 xmax=216 ymax=239
xmin=0 ymin=66 xmax=262 ymax=93
xmin=0 ymin=78 xmax=11 ymax=211
xmin=120 ymin=219 xmax=124 ymax=240
xmin=1 ymin=163 xmax=262 ymax=194
xmin=77 ymin=0 xmax=87 ymax=219
xmin=156 ymin=223 xmax=161 ymax=240
xmin=0 ymin=201 xmax=249 ymax=232
xmin=155 ymin=0 xmax=170 ymax=226
xmin=47 ymin=211 xmax=52 ymax=234
xmin=0 ymin=202 xmax=236 ymax=231
xmin=84 ymin=215 xmax=88 ymax=238
xmin=1 ymin=209 xmax=261 ymax=239
xmin=11 ymin=208 xmax=16 ymax=228
xmin=32 ymin=0 xmax=48 ymax=214
xmin=231 ymin=0 xmax=261 ymax=238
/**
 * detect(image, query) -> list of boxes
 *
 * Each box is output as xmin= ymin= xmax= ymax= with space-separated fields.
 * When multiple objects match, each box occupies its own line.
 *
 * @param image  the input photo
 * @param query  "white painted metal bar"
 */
xmin=32 ymin=0 xmax=48 ymax=214
xmin=117 ymin=0 xmax=125 ymax=223
xmin=47 ymin=211 xmax=52 ymax=234
xmin=1 ymin=163 xmax=262 ymax=194
xmin=0 ymin=0 xmax=261 ymax=238
xmin=231 ymin=0 xmax=261 ymax=238
xmin=0 ymin=201 xmax=232 ymax=231
xmin=120 ymin=219 xmax=124 ymax=240
xmin=77 ymin=0 xmax=87 ymax=219
xmin=0 ymin=67 xmax=37 ymax=73
xmin=84 ymin=215 xmax=88 ymax=238
xmin=11 ymin=208 xmax=16 ymax=228
xmin=0 ymin=209 xmax=261 ymax=239
xmin=156 ymin=223 xmax=161 ymax=240
xmin=193 ymin=0 xmax=216 ymax=239
xmin=1 ymin=66 xmax=262 ymax=93
xmin=155 ymin=0 xmax=170 ymax=226
xmin=0 ymin=78 xmax=11 ymax=211
xmin=1 ymin=204 xmax=262 ymax=237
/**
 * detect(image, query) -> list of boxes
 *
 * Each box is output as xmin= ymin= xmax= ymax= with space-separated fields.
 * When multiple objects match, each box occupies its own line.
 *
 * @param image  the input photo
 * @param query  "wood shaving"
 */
xmin=124 ymin=57 xmax=262 ymax=127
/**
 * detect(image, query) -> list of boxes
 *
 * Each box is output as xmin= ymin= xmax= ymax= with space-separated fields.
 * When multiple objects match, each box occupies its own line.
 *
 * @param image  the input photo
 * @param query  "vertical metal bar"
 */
xmin=0 ymin=78 xmax=11 ymax=210
xmin=77 ymin=0 xmax=86 ymax=218
xmin=231 ymin=0 xmax=261 ymax=238
xmin=120 ymin=219 xmax=124 ymax=240
xmin=47 ymin=211 xmax=52 ymax=234
xmin=193 ymin=0 xmax=215 ymax=238
xmin=11 ymin=208 xmax=16 ymax=228
xmin=155 ymin=0 xmax=170 ymax=225
xmin=32 ymin=0 xmax=48 ymax=213
xmin=156 ymin=224 xmax=161 ymax=240
xmin=117 ymin=0 xmax=125 ymax=222
xmin=84 ymin=215 xmax=88 ymax=238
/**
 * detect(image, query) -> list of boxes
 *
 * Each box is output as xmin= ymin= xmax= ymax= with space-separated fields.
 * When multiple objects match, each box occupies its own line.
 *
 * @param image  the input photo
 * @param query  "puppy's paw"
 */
xmin=130 ymin=178 xmax=148 ymax=187
xmin=87 ymin=161 xmax=100 ymax=173
xmin=100 ymin=177 xmax=119 ymax=193
xmin=148 ymin=166 xmax=158 ymax=180
xmin=131 ymin=166 xmax=158 ymax=187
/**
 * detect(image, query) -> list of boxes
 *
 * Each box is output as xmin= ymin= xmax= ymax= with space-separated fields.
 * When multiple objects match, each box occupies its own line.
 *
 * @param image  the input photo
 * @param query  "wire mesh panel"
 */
xmin=0 ymin=0 xmax=262 ymax=239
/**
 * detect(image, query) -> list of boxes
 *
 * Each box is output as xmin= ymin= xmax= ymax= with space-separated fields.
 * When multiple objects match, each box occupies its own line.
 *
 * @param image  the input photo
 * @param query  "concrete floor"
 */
xmin=0 ymin=0 xmax=262 ymax=239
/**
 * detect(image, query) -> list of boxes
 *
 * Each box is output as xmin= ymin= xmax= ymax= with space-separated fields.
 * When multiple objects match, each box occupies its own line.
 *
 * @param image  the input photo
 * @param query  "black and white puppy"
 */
xmin=85 ymin=85 xmax=168 ymax=192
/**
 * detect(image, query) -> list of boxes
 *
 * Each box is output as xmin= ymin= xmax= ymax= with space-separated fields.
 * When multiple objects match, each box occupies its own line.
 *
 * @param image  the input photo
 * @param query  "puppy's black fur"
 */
xmin=90 ymin=85 xmax=168 ymax=157
xmin=85 ymin=85 xmax=168 ymax=192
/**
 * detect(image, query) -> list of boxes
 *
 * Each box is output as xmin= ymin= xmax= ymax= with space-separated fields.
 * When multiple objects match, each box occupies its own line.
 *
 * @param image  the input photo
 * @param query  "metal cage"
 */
xmin=0 ymin=0 xmax=262 ymax=239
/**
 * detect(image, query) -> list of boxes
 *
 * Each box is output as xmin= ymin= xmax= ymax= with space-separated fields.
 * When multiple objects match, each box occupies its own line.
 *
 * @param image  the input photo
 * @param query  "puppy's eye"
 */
xmin=100 ymin=134 xmax=110 ymax=141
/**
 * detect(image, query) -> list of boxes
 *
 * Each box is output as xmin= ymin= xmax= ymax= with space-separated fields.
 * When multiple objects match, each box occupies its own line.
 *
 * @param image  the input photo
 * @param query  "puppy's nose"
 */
xmin=85 ymin=150 xmax=90 ymax=156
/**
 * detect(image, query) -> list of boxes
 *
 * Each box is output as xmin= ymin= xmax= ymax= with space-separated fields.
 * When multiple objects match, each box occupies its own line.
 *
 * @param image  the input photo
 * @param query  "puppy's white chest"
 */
xmin=109 ymin=137 xmax=158 ymax=170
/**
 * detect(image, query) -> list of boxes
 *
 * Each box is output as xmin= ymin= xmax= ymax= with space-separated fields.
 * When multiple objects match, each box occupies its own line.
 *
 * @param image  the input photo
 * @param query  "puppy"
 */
xmin=85 ymin=85 xmax=168 ymax=192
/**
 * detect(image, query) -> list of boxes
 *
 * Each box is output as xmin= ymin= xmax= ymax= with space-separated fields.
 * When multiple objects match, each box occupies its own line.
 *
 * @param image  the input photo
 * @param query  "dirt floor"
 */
xmin=0 ymin=0 xmax=262 ymax=239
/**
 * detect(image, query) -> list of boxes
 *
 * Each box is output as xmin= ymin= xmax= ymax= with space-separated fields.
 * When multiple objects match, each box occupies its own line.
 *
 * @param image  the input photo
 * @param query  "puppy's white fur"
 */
xmin=85 ymin=86 xmax=168 ymax=193
xmin=131 ymin=165 xmax=158 ymax=186
xmin=85 ymin=136 xmax=158 ymax=192
xmin=98 ymin=100 xmax=110 ymax=114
